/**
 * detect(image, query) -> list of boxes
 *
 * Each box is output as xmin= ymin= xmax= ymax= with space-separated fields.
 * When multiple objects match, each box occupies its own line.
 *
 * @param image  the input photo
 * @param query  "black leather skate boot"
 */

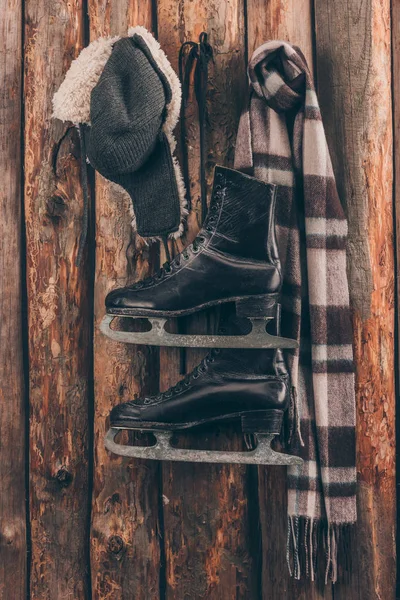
xmin=109 ymin=342 xmax=289 ymax=434
xmin=105 ymin=165 xmax=282 ymax=322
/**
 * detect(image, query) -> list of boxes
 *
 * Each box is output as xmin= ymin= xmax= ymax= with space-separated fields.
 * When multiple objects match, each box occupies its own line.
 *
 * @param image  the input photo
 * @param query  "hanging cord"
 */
xmin=178 ymin=32 xmax=213 ymax=221
xmin=177 ymin=33 xmax=213 ymax=375
xmin=196 ymin=32 xmax=213 ymax=221
xmin=179 ymin=40 xmax=196 ymax=211
xmin=76 ymin=124 xmax=89 ymax=267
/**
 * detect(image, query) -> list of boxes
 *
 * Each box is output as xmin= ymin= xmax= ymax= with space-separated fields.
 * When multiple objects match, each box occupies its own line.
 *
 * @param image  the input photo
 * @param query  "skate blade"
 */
xmin=104 ymin=428 xmax=303 ymax=466
xmin=100 ymin=314 xmax=298 ymax=349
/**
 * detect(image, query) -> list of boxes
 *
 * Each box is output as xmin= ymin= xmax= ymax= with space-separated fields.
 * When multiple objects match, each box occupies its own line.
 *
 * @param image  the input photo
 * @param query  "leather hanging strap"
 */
xmin=178 ymin=32 xmax=213 ymax=221
xmin=177 ymin=33 xmax=213 ymax=375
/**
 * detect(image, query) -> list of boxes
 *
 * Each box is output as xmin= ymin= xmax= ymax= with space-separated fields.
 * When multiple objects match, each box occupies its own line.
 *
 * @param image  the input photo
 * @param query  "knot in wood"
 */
xmin=46 ymin=195 xmax=67 ymax=220
xmin=108 ymin=535 xmax=124 ymax=555
xmin=56 ymin=466 xmax=73 ymax=487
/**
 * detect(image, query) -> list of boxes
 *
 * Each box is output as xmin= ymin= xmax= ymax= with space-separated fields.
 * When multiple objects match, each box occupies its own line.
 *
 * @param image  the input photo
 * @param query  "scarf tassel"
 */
xmin=286 ymin=516 xmax=354 ymax=583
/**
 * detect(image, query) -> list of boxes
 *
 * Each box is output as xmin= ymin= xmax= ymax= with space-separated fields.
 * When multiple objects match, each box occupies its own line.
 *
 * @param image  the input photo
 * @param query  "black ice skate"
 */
xmin=105 ymin=341 xmax=302 ymax=466
xmin=101 ymin=166 xmax=298 ymax=350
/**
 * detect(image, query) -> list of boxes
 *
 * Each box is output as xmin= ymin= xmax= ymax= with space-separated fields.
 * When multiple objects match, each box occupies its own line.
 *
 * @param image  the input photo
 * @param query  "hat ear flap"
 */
xmin=52 ymin=35 xmax=119 ymax=124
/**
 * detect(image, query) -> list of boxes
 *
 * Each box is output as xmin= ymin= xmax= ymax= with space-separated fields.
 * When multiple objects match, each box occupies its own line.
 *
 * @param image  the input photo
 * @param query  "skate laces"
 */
xmin=157 ymin=348 xmax=221 ymax=399
xmin=154 ymin=198 xmax=221 ymax=278
xmin=134 ymin=189 xmax=222 ymax=289
xmin=130 ymin=348 xmax=223 ymax=406
xmin=204 ymin=183 xmax=223 ymax=232
xmin=135 ymin=234 xmax=208 ymax=288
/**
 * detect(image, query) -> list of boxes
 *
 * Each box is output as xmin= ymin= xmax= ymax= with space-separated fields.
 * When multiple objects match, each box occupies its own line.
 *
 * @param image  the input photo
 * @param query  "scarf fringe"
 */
xmin=286 ymin=516 xmax=354 ymax=583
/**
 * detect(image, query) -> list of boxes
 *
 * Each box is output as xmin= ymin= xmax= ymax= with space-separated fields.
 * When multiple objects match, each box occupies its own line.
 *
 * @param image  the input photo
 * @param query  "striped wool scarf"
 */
xmin=234 ymin=41 xmax=356 ymax=582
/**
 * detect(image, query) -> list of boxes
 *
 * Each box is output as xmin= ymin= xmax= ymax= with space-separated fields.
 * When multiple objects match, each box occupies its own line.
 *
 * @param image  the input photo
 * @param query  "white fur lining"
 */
xmin=52 ymin=36 xmax=118 ymax=124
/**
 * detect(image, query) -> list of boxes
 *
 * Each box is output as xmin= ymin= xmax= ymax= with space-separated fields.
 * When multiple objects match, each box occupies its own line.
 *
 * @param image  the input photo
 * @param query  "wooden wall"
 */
xmin=0 ymin=0 xmax=396 ymax=598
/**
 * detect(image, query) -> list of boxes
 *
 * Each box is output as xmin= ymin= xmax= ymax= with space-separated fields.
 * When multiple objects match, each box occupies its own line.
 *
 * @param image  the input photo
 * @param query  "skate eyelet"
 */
xmin=192 ymin=373 xmax=199 ymax=380
xmin=144 ymin=398 xmax=151 ymax=404
xmin=206 ymin=226 xmax=212 ymax=232
xmin=183 ymin=253 xmax=189 ymax=260
xmin=198 ymin=236 xmax=206 ymax=244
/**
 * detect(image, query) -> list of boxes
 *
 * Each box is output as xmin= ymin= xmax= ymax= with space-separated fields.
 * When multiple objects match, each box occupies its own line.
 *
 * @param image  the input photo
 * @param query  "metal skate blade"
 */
xmin=105 ymin=428 xmax=303 ymax=466
xmin=100 ymin=314 xmax=298 ymax=349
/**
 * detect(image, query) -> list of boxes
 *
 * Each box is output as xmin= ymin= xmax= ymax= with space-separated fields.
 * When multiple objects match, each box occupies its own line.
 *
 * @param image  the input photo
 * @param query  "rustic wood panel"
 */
xmin=392 ymin=4 xmax=400 ymax=595
xmin=0 ymin=1 xmax=395 ymax=598
xmin=156 ymin=3 xmax=259 ymax=598
xmin=315 ymin=1 xmax=396 ymax=599
xmin=24 ymin=0 xmax=92 ymax=597
xmin=0 ymin=0 xmax=26 ymax=598
xmin=246 ymin=0 xmax=314 ymax=68
xmin=88 ymin=4 xmax=162 ymax=599
xmin=245 ymin=2 xmax=330 ymax=598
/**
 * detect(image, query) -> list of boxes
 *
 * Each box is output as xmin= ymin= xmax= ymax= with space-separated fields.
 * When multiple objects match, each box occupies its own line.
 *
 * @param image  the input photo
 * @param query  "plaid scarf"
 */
xmin=234 ymin=41 xmax=356 ymax=583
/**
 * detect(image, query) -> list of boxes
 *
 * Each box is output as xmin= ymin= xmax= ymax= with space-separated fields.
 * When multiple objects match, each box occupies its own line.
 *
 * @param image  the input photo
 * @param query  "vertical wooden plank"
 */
xmin=157 ymin=4 xmax=258 ymax=598
xmin=314 ymin=1 xmax=396 ymax=598
xmin=392 ymin=5 xmax=400 ymax=596
xmin=88 ymin=5 xmax=162 ymax=599
xmin=24 ymin=0 xmax=91 ymax=598
xmin=245 ymin=2 xmax=331 ymax=598
xmin=0 ymin=0 xmax=27 ymax=598
xmin=246 ymin=0 xmax=314 ymax=67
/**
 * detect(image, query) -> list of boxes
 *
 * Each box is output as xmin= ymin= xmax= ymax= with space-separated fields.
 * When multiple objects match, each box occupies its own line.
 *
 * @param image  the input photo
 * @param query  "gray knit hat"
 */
xmin=53 ymin=27 xmax=187 ymax=253
xmin=88 ymin=35 xmax=184 ymax=237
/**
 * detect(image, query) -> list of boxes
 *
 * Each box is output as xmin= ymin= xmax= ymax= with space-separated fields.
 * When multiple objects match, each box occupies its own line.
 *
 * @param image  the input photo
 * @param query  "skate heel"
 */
xmin=241 ymin=409 xmax=284 ymax=435
xmin=236 ymin=294 xmax=279 ymax=319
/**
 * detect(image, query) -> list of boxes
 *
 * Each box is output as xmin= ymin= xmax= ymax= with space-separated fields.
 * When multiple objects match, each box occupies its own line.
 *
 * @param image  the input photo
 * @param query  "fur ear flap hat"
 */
xmin=53 ymin=27 xmax=187 ymax=259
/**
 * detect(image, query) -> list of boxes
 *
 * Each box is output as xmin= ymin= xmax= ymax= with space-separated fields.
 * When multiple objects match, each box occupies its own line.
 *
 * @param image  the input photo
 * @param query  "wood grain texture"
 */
xmin=315 ymin=1 xmax=396 ymax=598
xmin=245 ymin=4 xmax=330 ymax=598
xmin=88 ymin=4 xmax=162 ymax=599
xmin=24 ymin=0 xmax=92 ymax=598
xmin=392 ymin=5 xmax=400 ymax=596
xmin=0 ymin=2 xmax=395 ymax=598
xmin=157 ymin=3 xmax=258 ymax=598
xmin=246 ymin=0 xmax=314 ymax=69
xmin=0 ymin=0 xmax=26 ymax=598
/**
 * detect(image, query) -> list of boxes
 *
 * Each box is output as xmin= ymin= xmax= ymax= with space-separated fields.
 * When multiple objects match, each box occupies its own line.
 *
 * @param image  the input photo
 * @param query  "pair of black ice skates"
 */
xmin=102 ymin=166 xmax=302 ymax=466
